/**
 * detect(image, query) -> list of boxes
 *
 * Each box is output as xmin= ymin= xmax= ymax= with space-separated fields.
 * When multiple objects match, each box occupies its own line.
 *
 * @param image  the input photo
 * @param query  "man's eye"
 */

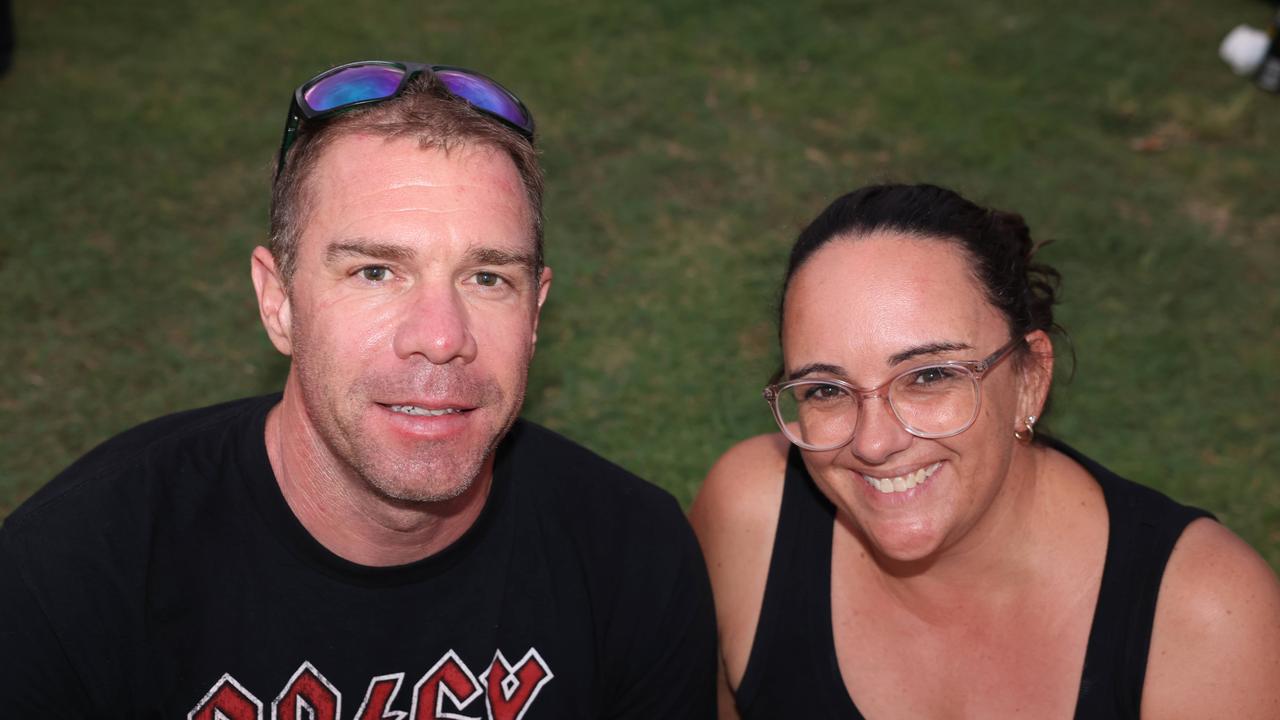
xmin=359 ymin=266 xmax=391 ymax=282
xmin=475 ymin=272 xmax=504 ymax=287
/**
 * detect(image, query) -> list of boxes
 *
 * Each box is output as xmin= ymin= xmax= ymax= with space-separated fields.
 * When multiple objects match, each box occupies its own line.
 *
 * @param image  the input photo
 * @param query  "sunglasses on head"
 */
xmin=276 ymin=61 xmax=535 ymax=174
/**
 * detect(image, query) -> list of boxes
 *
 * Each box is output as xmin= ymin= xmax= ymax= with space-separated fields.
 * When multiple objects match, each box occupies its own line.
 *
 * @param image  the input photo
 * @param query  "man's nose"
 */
xmin=391 ymin=282 xmax=478 ymax=365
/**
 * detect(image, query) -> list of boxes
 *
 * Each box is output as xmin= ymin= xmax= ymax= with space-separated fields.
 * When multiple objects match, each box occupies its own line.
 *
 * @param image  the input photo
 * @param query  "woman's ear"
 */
xmin=1018 ymin=329 xmax=1055 ymax=420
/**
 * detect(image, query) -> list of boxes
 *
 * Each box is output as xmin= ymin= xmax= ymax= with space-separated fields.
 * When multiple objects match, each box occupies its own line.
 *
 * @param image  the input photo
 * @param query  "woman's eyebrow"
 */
xmin=788 ymin=362 xmax=847 ymax=380
xmin=888 ymin=341 xmax=973 ymax=367
xmin=788 ymin=342 xmax=975 ymax=380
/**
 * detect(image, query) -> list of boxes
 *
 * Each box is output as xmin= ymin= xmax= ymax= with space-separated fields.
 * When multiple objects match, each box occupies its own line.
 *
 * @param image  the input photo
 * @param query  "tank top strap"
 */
xmin=736 ymin=446 xmax=862 ymax=718
xmin=1065 ymin=441 xmax=1215 ymax=718
xmin=733 ymin=438 xmax=1211 ymax=719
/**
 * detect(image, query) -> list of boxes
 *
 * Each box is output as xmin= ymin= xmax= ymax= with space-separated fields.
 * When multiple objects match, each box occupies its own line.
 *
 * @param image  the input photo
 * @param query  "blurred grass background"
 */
xmin=1 ymin=0 xmax=1277 ymax=568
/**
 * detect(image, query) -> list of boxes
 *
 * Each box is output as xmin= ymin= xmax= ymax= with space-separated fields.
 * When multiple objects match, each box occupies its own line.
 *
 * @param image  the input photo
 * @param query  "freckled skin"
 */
xmin=782 ymin=233 xmax=1033 ymax=564
xmin=697 ymin=228 xmax=1280 ymax=719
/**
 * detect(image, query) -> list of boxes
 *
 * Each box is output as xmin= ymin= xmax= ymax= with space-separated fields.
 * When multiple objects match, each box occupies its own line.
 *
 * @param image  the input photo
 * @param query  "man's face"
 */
xmin=256 ymin=134 xmax=550 ymax=503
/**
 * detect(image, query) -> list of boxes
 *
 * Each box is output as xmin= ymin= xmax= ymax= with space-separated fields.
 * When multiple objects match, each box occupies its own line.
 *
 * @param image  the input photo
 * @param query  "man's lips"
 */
xmin=377 ymin=402 xmax=477 ymax=417
xmin=373 ymin=402 xmax=478 ymax=440
xmin=381 ymin=404 xmax=478 ymax=415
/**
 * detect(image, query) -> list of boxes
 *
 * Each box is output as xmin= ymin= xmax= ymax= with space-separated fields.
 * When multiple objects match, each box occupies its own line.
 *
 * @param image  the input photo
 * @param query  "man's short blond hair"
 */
xmin=268 ymin=72 xmax=544 ymax=283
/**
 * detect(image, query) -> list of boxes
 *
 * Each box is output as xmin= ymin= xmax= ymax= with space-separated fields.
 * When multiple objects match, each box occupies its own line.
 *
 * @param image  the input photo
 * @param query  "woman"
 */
xmin=691 ymin=184 xmax=1280 ymax=719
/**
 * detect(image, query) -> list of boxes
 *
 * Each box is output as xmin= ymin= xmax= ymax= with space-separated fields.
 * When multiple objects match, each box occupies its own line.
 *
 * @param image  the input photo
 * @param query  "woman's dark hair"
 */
xmin=779 ymin=183 xmax=1065 ymax=434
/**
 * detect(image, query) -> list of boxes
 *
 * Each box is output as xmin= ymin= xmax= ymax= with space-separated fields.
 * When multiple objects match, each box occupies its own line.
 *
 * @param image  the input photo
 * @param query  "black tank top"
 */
xmin=734 ymin=440 xmax=1213 ymax=719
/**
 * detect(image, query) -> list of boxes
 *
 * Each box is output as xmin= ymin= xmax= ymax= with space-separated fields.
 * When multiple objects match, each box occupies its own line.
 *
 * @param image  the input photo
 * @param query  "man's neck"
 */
xmin=263 ymin=384 xmax=493 ymax=567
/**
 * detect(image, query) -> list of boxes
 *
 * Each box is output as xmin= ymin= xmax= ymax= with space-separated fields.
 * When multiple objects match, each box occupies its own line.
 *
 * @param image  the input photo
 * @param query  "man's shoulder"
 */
xmin=499 ymin=419 xmax=698 ymax=558
xmin=3 ymin=394 xmax=277 ymax=536
xmin=502 ymin=418 xmax=682 ymax=516
xmin=498 ymin=422 xmax=717 ymax=715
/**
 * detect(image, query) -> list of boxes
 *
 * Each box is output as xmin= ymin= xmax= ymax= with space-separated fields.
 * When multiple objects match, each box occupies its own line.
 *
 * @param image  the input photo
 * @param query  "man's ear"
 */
xmin=531 ymin=266 xmax=553 ymax=347
xmin=251 ymin=246 xmax=293 ymax=356
xmin=1018 ymin=329 xmax=1054 ymax=421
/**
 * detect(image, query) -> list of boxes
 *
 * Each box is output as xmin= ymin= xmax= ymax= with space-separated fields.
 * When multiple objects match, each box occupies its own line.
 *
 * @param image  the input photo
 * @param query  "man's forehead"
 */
xmin=314 ymin=133 xmax=526 ymax=197
xmin=297 ymin=133 xmax=535 ymax=254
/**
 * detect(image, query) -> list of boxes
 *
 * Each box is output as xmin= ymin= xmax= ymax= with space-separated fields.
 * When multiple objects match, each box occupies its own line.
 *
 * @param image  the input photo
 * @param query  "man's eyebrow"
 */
xmin=325 ymin=240 xmax=417 ymax=264
xmin=888 ymin=341 xmax=973 ymax=367
xmin=788 ymin=362 xmax=847 ymax=380
xmin=465 ymin=246 xmax=539 ymax=273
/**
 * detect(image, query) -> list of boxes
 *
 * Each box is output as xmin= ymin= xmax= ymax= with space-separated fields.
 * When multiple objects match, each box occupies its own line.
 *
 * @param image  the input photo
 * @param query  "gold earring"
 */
xmin=1013 ymin=415 xmax=1037 ymax=443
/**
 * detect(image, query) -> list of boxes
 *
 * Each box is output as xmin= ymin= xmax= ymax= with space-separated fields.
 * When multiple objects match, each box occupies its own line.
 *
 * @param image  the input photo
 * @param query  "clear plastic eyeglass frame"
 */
xmin=763 ymin=336 xmax=1024 ymax=451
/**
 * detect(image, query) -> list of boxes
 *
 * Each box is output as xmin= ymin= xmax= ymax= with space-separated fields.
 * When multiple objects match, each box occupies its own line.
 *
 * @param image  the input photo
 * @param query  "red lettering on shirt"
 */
xmin=188 ymin=674 xmax=264 ymax=720
xmin=354 ymin=673 xmax=407 ymax=720
xmin=189 ymin=651 xmax=551 ymax=720
xmin=411 ymin=650 xmax=484 ymax=719
xmin=480 ymin=650 xmax=554 ymax=720
xmin=272 ymin=661 xmax=341 ymax=720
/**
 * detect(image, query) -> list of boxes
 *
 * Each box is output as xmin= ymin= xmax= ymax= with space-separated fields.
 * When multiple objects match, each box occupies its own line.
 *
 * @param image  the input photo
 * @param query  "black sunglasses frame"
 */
xmin=275 ymin=61 xmax=535 ymax=176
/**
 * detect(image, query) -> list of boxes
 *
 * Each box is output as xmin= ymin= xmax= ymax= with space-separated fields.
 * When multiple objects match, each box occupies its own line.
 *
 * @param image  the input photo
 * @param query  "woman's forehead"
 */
xmin=782 ymin=234 xmax=1005 ymax=364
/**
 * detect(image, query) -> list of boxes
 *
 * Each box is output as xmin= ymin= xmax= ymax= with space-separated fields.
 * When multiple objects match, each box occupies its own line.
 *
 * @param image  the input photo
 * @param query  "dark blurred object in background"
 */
xmin=1258 ymin=8 xmax=1280 ymax=92
xmin=0 ymin=0 xmax=13 ymax=77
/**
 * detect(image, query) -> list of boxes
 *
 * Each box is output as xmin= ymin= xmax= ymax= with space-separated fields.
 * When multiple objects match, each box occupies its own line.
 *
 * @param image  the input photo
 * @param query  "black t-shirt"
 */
xmin=0 ymin=395 xmax=716 ymax=719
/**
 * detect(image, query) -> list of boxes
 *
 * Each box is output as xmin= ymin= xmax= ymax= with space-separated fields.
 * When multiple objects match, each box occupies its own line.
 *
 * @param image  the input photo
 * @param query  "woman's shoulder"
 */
xmin=1142 ymin=518 xmax=1280 ymax=717
xmin=689 ymin=432 xmax=794 ymax=691
xmin=690 ymin=433 xmax=793 ymax=556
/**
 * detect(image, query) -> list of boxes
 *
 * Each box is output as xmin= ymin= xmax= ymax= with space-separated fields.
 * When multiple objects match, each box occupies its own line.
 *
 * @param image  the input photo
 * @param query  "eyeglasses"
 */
xmin=764 ymin=337 xmax=1024 ymax=451
xmin=276 ymin=61 xmax=535 ymax=174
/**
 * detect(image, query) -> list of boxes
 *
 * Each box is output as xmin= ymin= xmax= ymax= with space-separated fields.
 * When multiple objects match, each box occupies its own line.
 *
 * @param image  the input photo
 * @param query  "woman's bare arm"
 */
xmin=689 ymin=433 xmax=791 ymax=720
xmin=1142 ymin=518 xmax=1280 ymax=719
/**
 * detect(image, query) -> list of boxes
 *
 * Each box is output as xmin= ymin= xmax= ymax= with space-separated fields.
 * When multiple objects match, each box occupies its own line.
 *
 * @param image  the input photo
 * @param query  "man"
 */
xmin=0 ymin=61 xmax=716 ymax=718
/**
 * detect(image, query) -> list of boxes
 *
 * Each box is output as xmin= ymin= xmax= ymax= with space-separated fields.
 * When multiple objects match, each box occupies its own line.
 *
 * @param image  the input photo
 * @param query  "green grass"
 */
xmin=2 ymin=0 xmax=1277 ymax=568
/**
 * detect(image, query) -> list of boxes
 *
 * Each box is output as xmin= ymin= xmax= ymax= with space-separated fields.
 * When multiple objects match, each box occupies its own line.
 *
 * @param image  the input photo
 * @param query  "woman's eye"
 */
xmin=359 ymin=266 xmax=391 ymax=282
xmin=804 ymin=383 xmax=843 ymax=401
xmin=911 ymin=367 xmax=952 ymax=385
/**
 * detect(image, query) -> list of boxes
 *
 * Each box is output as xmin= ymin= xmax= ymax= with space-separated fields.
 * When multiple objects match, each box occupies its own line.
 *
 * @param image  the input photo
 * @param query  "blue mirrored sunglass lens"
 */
xmin=434 ymin=69 xmax=530 ymax=130
xmin=304 ymin=65 xmax=405 ymax=113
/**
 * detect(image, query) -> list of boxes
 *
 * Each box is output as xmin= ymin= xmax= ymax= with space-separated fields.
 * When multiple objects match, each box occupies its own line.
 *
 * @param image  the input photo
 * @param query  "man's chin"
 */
xmin=354 ymin=450 xmax=491 ymax=505
xmin=371 ymin=479 xmax=475 ymax=505
xmin=332 ymin=393 xmax=522 ymax=506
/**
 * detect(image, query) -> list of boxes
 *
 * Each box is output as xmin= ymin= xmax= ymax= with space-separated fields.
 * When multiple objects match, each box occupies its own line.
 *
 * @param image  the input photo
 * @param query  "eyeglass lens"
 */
xmin=303 ymin=65 xmax=531 ymax=134
xmin=775 ymin=366 xmax=980 ymax=447
xmin=433 ymin=69 xmax=531 ymax=130
xmin=304 ymin=65 xmax=405 ymax=113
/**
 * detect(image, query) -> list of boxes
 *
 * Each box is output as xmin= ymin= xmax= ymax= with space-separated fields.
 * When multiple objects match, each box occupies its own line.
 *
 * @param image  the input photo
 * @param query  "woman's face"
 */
xmin=781 ymin=231 xmax=1045 ymax=563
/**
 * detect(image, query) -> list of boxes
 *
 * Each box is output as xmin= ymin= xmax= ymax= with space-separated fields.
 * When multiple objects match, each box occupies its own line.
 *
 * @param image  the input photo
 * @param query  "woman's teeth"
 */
xmin=389 ymin=405 xmax=459 ymax=417
xmin=862 ymin=462 xmax=942 ymax=494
